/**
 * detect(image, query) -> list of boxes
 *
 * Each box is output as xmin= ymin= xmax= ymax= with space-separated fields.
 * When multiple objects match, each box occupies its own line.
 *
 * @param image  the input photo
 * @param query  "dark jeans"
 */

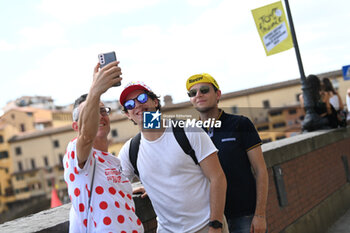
xmin=227 ymin=215 xmax=268 ymax=233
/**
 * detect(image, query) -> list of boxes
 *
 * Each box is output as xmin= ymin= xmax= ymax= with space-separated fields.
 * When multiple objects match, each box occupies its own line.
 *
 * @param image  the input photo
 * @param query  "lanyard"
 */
xmin=86 ymin=158 xmax=96 ymax=233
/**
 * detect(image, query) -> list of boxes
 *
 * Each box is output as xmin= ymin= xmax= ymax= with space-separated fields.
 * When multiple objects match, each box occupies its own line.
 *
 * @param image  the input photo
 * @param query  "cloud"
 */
xmin=114 ymin=0 xmax=288 ymax=102
xmin=2 ymin=0 xmax=350 ymax=111
xmin=187 ymin=0 xmax=213 ymax=7
xmin=0 ymin=22 xmax=68 ymax=52
xmin=0 ymin=40 xmax=15 ymax=51
xmin=114 ymin=0 xmax=349 ymax=105
xmin=18 ymin=22 xmax=68 ymax=49
xmin=37 ymin=0 xmax=162 ymax=24
xmin=14 ymin=47 xmax=96 ymax=106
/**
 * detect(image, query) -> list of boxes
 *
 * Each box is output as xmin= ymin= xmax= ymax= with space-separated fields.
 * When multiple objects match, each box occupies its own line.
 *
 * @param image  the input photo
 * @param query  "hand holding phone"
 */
xmin=98 ymin=51 xmax=121 ymax=87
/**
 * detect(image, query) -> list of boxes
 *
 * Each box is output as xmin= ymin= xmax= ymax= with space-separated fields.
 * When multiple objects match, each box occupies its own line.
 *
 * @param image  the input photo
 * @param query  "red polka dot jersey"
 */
xmin=63 ymin=138 xmax=143 ymax=233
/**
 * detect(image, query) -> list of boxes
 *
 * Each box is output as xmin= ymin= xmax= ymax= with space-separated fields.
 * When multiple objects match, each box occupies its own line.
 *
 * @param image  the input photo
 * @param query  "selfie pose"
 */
xmin=63 ymin=60 xmax=143 ymax=232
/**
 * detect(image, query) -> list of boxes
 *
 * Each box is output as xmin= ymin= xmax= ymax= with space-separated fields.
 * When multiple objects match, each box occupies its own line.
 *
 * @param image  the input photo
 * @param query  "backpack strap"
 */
xmin=172 ymin=125 xmax=199 ymax=165
xmin=129 ymin=132 xmax=141 ymax=176
xmin=129 ymin=125 xmax=199 ymax=177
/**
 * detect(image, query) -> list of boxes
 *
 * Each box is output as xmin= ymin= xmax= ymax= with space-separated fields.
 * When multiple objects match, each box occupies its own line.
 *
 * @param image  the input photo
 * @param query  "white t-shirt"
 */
xmin=329 ymin=94 xmax=340 ymax=111
xmin=63 ymin=138 xmax=144 ymax=233
xmin=119 ymin=126 xmax=218 ymax=233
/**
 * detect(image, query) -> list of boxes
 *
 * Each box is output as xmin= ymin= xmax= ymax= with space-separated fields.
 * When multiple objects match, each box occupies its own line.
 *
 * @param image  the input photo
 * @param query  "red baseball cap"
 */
xmin=119 ymin=81 xmax=153 ymax=106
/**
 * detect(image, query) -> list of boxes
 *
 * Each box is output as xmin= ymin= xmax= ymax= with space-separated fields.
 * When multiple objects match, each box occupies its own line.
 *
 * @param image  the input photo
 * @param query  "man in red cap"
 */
xmin=118 ymin=81 xmax=228 ymax=233
xmin=186 ymin=73 xmax=268 ymax=233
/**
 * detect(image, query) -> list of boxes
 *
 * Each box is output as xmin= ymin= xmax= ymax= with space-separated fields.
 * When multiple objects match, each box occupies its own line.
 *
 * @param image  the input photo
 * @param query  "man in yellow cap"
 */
xmin=186 ymin=73 xmax=269 ymax=233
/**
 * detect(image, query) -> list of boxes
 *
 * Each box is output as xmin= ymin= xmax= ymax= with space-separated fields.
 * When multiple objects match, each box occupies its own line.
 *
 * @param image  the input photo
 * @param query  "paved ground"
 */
xmin=327 ymin=208 xmax=350 ymax=233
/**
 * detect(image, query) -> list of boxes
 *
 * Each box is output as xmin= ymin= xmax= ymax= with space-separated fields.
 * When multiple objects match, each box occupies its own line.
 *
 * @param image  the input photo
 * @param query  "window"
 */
xmin=270 ymin=111 xmax=282 ymax=116
xmin=262 ymin=138 xmax=272 ymax=144
xmin=263 ymin=100 xmax=270 ymax=109
xmin=44 ymin=156 xmax=49 ymax=167
xmin=296 ymin=93 xmax=301 ymax=102
xmin=0 ymin=151 xmax=9 ymax=159
xmin=53 ymin=140 xmax=60 ymax=148
xmin=11 ymin=114 xmax=15 ymax=120
xmin=59 ymin=154 xmax=64 ymax=170
xmin=31 ymin=159 xmax=36 ymax=169
xmin=15 ymin=147 xmax=22 ymax=155
xmin=231 ymin=106 xmax=238 ymax=114
xmin=18 ymin=162 xmax=23 ymax=171
xmin=0 ymin=135 xmax=3 ymax=143
xmin=111 ymin=129 xmax=118 ymax=137
xmin=287 ymin=120 xmax=294 ymax=126
xmin=288 ymin=109 xmax=297 ymax=115
xmin=276 ymin=135 xmax=286 ymax=140
xmin=257 ymin=125 xmax=269 ymax=131
xmin=20 ymin=124 xmax=26 ymax=132
xmin=35 ymin=124 xmax=44 ymax=130
xmin=273 ymin=122 xmax=286 ymax=128
xmin=15 ymin=187 xmax=29 ymax=194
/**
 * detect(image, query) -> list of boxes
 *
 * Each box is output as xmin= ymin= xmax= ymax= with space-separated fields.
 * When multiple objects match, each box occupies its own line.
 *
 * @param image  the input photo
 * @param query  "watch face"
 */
xmin=209 ymin=220 xmax=223 ymax=229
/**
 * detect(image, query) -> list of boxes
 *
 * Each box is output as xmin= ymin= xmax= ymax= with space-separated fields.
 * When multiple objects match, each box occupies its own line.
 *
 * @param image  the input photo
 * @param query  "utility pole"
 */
xmin=284 ymin=0 xmax=327 ymax=131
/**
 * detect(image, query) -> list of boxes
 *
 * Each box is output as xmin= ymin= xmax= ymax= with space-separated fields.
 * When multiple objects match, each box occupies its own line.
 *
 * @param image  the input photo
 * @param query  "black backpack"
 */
xmin=129 ymin=125 xmax=199 ymax=177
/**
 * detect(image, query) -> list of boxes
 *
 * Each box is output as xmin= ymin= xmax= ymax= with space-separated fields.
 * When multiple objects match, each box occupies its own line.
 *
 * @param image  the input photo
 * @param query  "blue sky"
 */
xmin=1 ymin=0 xmax=350 ymax=114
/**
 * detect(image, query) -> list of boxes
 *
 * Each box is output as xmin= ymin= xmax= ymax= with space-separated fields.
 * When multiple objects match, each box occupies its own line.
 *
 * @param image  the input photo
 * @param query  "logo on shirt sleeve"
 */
xmin=221 ymin=137 xmax=236 ymax=142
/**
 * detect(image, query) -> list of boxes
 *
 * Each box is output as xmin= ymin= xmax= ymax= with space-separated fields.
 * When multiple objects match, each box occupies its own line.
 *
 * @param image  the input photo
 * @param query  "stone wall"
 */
xmin=263 ymin=127 xmax=350 ymax=233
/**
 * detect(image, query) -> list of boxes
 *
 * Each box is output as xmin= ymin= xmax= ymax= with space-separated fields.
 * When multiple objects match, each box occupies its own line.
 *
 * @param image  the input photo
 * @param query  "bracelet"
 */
xmin=254 ymin=215 xmax=265 ymax=218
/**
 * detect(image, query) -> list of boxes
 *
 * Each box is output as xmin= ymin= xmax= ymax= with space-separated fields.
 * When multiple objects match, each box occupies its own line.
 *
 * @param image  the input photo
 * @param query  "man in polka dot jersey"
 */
xmin=63 ymin=61 xmax=144 ymax=233
xmin=118 ymin=82 xmax=228 ymax=233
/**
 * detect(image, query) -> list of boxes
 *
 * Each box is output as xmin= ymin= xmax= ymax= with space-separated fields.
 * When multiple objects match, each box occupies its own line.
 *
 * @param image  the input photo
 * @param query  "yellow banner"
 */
xmin=252 ymin=1 xmax=293 ymax=56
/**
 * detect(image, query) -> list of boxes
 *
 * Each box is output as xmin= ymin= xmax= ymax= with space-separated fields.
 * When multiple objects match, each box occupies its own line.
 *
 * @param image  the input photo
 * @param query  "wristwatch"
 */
xmin=209 ymin=220 xmax=223 ymax=229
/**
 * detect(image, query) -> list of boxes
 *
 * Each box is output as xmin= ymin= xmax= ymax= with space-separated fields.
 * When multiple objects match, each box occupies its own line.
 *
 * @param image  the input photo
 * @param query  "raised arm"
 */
xmin=76 ymin=61 xmax=122 ymax=167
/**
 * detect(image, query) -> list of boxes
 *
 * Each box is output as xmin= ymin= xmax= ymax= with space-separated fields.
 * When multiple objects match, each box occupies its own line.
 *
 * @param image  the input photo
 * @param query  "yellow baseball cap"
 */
xmin=186 ymin=73 xmax=220 ymax=91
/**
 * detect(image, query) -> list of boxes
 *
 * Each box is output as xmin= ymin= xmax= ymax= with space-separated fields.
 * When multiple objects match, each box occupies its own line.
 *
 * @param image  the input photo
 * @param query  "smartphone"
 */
xmin=98 ymin=51 xmax=121 ymax=86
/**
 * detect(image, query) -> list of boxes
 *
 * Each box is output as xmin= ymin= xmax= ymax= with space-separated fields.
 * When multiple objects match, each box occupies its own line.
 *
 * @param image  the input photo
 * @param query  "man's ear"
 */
xmin=153 ymin=98 xmax=160 ymax=110
xmin=216 ymin=90 xmax=222 ymax=102
xmin=72 ymin=121 xmax=78 ymax=131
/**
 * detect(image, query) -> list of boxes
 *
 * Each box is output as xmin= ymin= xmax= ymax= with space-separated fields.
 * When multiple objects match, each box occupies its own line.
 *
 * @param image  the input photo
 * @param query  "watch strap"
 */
xmin=209 ymin=220 xmax=223 ymax=229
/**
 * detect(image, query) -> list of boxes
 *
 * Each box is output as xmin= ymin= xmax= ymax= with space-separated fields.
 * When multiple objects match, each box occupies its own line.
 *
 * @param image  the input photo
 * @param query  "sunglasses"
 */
xmin=188 ymin=86 xmax=210 ymax=97
xmin=100 ymin=107 xmax=111 ymax=116
xmin=124 ymin=93 xmax=148 ymax=110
